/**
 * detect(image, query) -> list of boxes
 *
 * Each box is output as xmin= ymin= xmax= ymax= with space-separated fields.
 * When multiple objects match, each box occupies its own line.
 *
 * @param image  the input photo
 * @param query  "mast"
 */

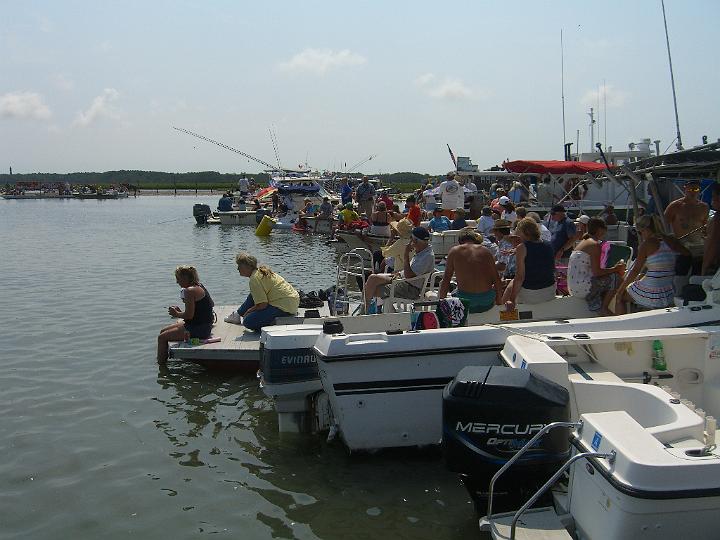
xmin=561 ymin=29 xmax=567 ymax=158
xmin=661 ymin=0 xmax=683 ymax=151
xmin=588 ymin=108 xmax=596 ymax=151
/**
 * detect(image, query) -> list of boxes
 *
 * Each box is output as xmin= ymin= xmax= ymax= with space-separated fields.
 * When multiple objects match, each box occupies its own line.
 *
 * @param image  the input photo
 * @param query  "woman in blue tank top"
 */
xmin=157 ymin=265 xmax=215 ymax=363
xmin=502 ymin=217 xmax=556 ymax=309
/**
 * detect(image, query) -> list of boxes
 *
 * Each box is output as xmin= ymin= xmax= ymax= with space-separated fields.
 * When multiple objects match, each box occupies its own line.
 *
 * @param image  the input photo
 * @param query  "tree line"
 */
xmin=0 ymin=170 xmax=433 ymax=189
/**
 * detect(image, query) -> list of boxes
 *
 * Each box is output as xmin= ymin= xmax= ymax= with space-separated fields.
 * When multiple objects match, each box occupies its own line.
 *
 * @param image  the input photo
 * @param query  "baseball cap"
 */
xmin=575 ymin=214 xmax=590 ymax=225
xmin=498 ymin=196 xmax=510 ymax=205
xmin=411 ymin=226 xmax=430 ymax=241
xmin=551 ymin=204 xmax=566 ymax=214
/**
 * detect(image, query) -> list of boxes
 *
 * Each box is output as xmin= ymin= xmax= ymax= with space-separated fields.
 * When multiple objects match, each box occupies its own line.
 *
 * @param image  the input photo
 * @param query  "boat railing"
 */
xmin=334 ymin=248 xmax=373 ymax=315
xmin=483 ymin=419 xmax=618 ymax=540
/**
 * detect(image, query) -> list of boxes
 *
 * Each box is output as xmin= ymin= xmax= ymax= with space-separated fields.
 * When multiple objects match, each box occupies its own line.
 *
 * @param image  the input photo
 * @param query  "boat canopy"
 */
xmin=503 ymin=160 xmax=609 ymax=175
xmin=270 ymin=178 xmax=322 ymax=194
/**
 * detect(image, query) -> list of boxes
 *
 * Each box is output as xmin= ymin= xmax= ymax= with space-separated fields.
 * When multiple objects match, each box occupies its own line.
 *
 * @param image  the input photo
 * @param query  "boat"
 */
xmin=439 ymin=323 xmax=720 ymax=539
xmin=312 ymin=271 xmax=720 ymax=452
xmin=73 ymin=188 xmax=128 ymax=199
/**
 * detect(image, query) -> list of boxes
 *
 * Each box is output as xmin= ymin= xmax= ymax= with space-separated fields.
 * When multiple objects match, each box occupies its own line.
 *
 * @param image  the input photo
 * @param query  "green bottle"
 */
xmin=652 ymin=340 xmax=667 ymax=371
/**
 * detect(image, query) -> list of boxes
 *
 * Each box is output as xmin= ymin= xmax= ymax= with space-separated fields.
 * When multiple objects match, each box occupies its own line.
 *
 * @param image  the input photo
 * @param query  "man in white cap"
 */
xmin=363 ymin=226 xmax=435 ymax=310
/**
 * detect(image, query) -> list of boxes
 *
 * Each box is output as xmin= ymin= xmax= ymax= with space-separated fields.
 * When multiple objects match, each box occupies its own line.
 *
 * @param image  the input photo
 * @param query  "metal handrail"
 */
xmin=486 ymin=420 xmax=582 ymax=520
xmin=334 ymin=248 xmax=373 ymax=315
xmin=509 ymin=450 xmax=616 ymax=539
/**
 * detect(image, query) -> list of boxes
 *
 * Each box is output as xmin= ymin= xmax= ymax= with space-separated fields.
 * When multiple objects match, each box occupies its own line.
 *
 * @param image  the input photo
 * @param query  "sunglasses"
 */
xmin=686 ymin=186 xmax=700 ymax=192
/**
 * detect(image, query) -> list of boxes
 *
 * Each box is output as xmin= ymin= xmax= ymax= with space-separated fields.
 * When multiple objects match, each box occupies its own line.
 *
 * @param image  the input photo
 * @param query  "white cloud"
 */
xmin=74 ymin=88 xmax=123 ymax=127
xmin=415 ymin=74 xmax=482 ymax=101
xmin=278 ymin=48 xmax=366 ymax=75
xmin=53 ymin=73 xmax=75 ymax=91
xmin=0 ymin=91 xmax=52 ymax=120
xmin=414 ymin=73 xmax=436 ymax=87
xmin=581 ymin=84 xmax=628 ymax=108
xmin=428 ymin=79 xmax=474 ymax=100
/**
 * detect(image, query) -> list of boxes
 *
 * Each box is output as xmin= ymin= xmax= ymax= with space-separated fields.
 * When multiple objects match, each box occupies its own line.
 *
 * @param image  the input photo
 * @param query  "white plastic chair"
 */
xmin=384 ymin=271 xmax=438 ymax=313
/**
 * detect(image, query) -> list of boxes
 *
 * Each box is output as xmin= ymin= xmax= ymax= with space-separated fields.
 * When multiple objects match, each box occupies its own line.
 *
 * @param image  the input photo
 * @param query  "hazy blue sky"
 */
xmin=2 ymin=0 xmax=719 ymax=175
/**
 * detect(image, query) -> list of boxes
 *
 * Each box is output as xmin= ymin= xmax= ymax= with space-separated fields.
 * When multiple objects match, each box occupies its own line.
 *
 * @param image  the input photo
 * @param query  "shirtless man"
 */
xmin=665 ymin=179 xmax=709 ymax=271
xmin=438 ymin=229 xmax=502 ymax=313
xmin=702 ymin=183 xmax=720 ymax=275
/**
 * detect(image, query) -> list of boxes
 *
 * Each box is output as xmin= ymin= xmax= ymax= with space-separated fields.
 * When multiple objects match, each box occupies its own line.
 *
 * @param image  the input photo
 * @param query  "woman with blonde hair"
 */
xmin=613 ymin=215 xmax=689 ymax=314
xmin=502 ymin=218 xmax=556 ymax=309
xmin=225 ymin=253 xmax=300 ymax=331
xmin=157 ymin=265 xmax=214 ymax=363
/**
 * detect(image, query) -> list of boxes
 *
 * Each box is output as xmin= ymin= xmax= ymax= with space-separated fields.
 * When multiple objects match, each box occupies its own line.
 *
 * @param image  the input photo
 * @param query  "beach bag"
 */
xmin=411 ymin=311 xmax=440 ymax=330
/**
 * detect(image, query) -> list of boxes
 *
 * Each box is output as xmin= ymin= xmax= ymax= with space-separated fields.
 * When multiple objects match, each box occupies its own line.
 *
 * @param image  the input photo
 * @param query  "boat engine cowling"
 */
xmin=193 ymin=203 xmax=212 ymax=224
xmin=442 ymin=366 xmax=570 ymax=511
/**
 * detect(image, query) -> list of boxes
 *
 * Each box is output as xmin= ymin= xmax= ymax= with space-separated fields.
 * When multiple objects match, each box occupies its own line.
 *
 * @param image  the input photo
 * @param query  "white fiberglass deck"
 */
xmin=168 ymin=305 xmax=329 ymax=366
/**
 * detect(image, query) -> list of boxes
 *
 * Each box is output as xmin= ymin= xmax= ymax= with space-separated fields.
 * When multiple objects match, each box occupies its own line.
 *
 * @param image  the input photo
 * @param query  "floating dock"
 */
xmin=168 ymin=305 xmax=329 ymax=370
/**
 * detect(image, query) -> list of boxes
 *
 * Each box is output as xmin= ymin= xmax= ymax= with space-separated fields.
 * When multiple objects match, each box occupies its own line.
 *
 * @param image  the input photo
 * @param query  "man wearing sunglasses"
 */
xmin=665 ymin=179 xmax=709 ymax=273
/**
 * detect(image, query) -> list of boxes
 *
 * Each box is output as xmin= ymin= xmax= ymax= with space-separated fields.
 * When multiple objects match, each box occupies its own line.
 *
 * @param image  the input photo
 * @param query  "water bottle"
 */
xmin=652 ymin=339 xmax=667 ymax=371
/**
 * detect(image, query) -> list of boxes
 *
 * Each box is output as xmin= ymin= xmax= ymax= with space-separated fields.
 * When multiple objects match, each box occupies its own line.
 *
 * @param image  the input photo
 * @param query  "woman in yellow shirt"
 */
xmin=225 ymin=252 xmax=300 ymax=331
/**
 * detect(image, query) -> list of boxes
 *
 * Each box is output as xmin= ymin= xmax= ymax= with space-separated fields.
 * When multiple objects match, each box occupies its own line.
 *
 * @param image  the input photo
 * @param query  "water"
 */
xmin=0 ymin=196 xmax=475 ymax=539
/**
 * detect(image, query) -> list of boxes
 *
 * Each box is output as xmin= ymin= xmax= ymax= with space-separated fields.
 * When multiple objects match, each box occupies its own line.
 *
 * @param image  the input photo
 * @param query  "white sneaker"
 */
xmin=224 ymin=311 xmax=243 ymax=324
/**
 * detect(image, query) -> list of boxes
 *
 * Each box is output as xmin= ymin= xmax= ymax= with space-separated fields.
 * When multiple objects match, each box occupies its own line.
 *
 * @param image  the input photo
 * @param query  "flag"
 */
xmin=447 ymin=144 xmax=457 ymax=168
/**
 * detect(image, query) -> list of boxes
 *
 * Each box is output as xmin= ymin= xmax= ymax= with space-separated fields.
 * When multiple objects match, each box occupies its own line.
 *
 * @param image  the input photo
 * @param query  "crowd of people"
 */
xmin=161 ymin=177 xmax=719 ymax=359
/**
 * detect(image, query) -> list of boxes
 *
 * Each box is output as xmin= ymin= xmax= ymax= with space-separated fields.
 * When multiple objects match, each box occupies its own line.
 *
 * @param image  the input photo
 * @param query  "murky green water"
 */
xmin=0 ymin=196 xmax=475 ymax=539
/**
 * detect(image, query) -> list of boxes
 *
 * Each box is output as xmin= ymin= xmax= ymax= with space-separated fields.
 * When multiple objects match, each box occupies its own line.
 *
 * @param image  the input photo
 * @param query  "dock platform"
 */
xmin=168 ymin=305 xmax=329 ymax=370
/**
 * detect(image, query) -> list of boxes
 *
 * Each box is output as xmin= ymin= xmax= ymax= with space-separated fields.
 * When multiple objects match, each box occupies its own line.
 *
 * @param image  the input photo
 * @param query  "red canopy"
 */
xmin=502 ymin=160 xmax=610 ymax=174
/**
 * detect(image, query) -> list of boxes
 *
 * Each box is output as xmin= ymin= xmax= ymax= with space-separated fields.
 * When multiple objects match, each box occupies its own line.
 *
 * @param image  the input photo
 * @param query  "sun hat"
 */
xmin=575 ymin=214 xmax=590 ymax=225
xmin=411 ymin=226 xmax=430 ymax=241
xmin=491 ymin=219 xmax=512 ymax=230
xmin=390 ymin=218 xmax=413 ymax=238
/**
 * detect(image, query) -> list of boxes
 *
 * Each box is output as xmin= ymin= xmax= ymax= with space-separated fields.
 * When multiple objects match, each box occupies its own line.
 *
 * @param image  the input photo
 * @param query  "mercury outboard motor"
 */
xmin=193 ymin=203 xmax=212 ymax=224
xmin=442 ymin=366 xmax=569 ymax=512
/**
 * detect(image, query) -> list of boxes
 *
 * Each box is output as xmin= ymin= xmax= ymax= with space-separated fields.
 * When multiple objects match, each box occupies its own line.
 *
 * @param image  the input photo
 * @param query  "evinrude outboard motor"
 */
xmin=442 ymin=366 xmax=569 ymax=512
xmin=193 ymin=203 xmax=212 ymax=224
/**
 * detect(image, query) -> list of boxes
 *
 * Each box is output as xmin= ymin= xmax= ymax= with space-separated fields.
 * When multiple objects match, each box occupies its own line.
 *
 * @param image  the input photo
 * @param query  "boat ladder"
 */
xmin=334 ymin=248 xmax=373 ymax=315
xmin=483 ymin=420 xmax=616 ymax=540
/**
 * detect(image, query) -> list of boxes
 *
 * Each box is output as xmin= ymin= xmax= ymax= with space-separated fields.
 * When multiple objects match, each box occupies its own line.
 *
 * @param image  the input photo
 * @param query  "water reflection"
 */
xmin=153 ymin=363 xmax=476 ymax=539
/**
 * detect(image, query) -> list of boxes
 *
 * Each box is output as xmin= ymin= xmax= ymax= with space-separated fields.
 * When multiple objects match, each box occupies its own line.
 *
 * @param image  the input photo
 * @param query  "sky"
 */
xmin=2 ymin=0 xmax=719 ymax=175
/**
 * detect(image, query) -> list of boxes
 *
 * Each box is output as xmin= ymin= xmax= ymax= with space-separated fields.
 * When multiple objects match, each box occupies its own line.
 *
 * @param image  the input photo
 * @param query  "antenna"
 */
xmin=346 ymin=154 xmax=377 ymax=173
xmin=603 ymin=79 xmax=607 ymax=149
xmin=561 ymin=29 xmax=567 ymax=157
xmin=172 ymin=126 xmax=278 ymax=171
xmin=268 ymin=126 xmax=282 ymax=170
xmin=661 ymin=0 xmax=683 ymax=151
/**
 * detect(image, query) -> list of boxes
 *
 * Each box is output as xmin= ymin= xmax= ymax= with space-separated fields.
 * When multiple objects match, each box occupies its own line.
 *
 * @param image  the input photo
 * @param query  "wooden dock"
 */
xmin=168 ymin=305 xmax=329 ymax=370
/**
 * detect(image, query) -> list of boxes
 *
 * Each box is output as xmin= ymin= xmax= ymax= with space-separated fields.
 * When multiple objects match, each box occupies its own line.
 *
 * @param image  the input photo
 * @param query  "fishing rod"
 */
xmin=346 ymin=154 xmax=377 ymax=173
xmin=172 ymin=126 xmax=279 ymax=171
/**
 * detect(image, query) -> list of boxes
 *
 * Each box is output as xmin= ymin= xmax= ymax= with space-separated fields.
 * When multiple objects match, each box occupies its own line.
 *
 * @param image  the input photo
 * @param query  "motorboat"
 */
xmin=440 ymin=325 xmax=720 ymax=539
xmin=259 ymin=293 xmax=610 ymax=435
xmin=313 ymin=272 xmax=720 ymax=452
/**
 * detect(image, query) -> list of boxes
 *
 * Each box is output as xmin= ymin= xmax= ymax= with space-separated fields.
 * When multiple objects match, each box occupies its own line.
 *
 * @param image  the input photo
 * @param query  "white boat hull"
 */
xmin=316 ymin=302 xmax=720 ymax=451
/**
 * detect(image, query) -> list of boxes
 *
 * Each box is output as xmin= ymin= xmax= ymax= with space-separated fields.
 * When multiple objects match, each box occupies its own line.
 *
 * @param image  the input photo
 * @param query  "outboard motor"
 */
xmin=193 ymin=203 xmax=212 ymax=224
xmin=443 ymin=366 xmax=569 ymax=512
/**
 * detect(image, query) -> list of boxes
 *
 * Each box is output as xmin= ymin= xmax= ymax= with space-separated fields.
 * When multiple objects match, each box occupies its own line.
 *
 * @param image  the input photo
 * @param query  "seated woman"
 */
xmin=502 ymin=217 xmax=556 ymax=309
xmin=226 ymin=252 xmax=300 ymax=331
xmin=450 ymin=208 xmax=468 ymax=230
xmin=157 ymin=265 xmax=215 ymax=363
xmin=613 ymin=215 xmax=690 ymax=314
xmin=369 ymin=201 xmax=391 ymax=236
xmin=567 ymin=217 xmax=626 ymax=315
